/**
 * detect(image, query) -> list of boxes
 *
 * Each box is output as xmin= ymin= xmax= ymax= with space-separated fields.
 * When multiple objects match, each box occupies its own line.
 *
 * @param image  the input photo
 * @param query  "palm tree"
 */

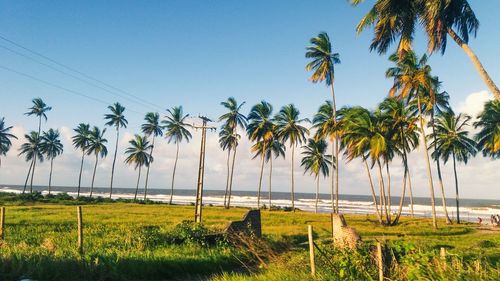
xmin=40 ymin=129 xmax=63 ymax=194
xmin=430 ymin=112 xmax=477 ymax=223
xmin=0 ymin=118 xmax=17 ymax=172
xmin=24 ymin=98 xmax=51 ymax=192
xmin=218 ymin=126 xmax=240 ymax=208
xmin=246 ymin=101 xmax=274 ymax=208
xmin=301 ymin=138 xmax=332 ymax=213
xmin=141 ymin=112 xmax=163 ymax=200
xmin=19 ymin=131 xmax=43 ymax=194
xmin=379 ymin=98 xmax=419 ymax=223
xmin=104 ymin=102 xmax=128 ymax=198
xmin=386 ymin=51 xmax=439 ymax=229
xmin=351 ymin=0 xmax=500 ymax=100
xmin=72 ymin=123 xmax=91 ymax=198
xmin=86 ymin=126 xmax=108 ymax=198
xmin=275 ymin=104 xmax=309 ymax=210
xmin=163 ymin=106 xmax=192 ymax=204
xmin=474 ymin=100 xmax=500 ymax=159
xmin=218 ymin=97 xmax=247 ymax=208
xmin=124 ymin=135 xmax=152 ymax=201
xmin=251 ymin=133 xmax=285 ymax=208
xmin=306 ymin=32 xmax=342 ymax=213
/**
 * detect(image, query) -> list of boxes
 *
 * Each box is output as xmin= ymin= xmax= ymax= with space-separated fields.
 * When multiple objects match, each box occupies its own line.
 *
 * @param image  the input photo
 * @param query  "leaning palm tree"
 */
xmin=275 ymin=104 xmax=309 ymax=210
xmin=163 ymin=106 xmax=192 ymax=204
xmin=0 ymin=118 xmax=17 ymax=172
xmin=86 ymin=126 xmax=108 ymax=198
xmin=40 ymin=129 xmax=63 ymax=194
xmin=430 ymin=112 xmax=477 ymax=223
xmin=19 ymin=131 xmax=43 ymax=194
xmin=246 ymin=101 xmax=274 ymax=208
xmin=301 ymin=138 xmax=332 ymax=213
xmin=474 ymin=100 xmax=500 ymax=159
xmin=351 ymin=0 xmax=500 ymax=100
xmin=386 ymin=51 xmax=439 ymax=229
xmin=104 ymin=102 xmax=128 ymax=198
xmin=141 ymin=112 xmax=163 ymax=200
xmin=72 ymin=123 xmax=91 ymax=198
xmin=305 ymin=32 xmax=341 ymax=213
xmin=24 ymin=98 xmax=51 ymax=192
xmin=124 ymin=135 xmax=152 ymax=201
xmin=218 ymin=97 xmax=247 ymax=208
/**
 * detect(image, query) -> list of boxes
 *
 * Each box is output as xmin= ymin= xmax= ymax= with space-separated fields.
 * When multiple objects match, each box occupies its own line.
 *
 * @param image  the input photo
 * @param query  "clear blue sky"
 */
xmin=0 ymin=1 xmax=499 ymax=198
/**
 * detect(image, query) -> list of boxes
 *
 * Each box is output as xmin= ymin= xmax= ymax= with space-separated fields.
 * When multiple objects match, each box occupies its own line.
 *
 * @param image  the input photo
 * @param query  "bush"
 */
xmin=166 ymin=221 xmax=213 ymax=246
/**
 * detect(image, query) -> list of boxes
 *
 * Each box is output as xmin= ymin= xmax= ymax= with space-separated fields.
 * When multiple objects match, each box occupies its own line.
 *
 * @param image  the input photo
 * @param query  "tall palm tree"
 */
xmin=275 ymin=104 xmax=309 ymax=210
xmin=474 ymin=100 xmax=500 ymax=159
xmin=301 ymin=138 xmax=332 ymax=213
xmin=72 ymin=123 xmax=91 ymax=198
xmin=124 ymin=135 xmax=152 ymax=201
xmin=86 ymin=126 xmax=108 ymax=198
xmin=386 ymin=51 xmax=439 ymax=229
xmin=40 ymin=129 xmax=63 ymax=194
xmin=104 ymin=102 xmax=128 ymax=198
xmin=351 ymin=0 xmax=500 ymax=100
xmin=219 ymin=97 xmax=247 ymax=208
xmin=141 ymin=112 xmax=163 ymax=200
xmin=430 ymin=112 xmax=477 ymax=223
xmin=0 ymin=118 xmax=17 ymax=172
xmin=246 ymin=101 xmax=274 ymax=208
xmin=163 ymin=106 xmax=192 ymax=204
xmin=19 ymin=131 xmax=43 ymax=194
xmin=24 ymin=98 xmax=51 ymax=193
xmin=306 ymin=32 xmax=342 ymax=213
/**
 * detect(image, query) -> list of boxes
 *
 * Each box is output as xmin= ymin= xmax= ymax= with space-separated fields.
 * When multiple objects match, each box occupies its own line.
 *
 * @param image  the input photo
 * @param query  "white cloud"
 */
xmin=456 ymin=90 xmax=493 ymax=117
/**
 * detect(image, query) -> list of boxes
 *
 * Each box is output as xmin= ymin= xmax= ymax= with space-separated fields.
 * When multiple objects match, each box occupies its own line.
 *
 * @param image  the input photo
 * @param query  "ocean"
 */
xmin=1 ymin=184 xmax=499 ymax=223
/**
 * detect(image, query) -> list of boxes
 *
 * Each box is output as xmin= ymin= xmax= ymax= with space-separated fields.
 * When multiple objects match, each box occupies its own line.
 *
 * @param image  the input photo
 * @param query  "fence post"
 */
xmin=331 ymin=213 xmax=334 ymax=238
xmin=377 ymin=242 xmax=383 ymax=281
xmin=440 ymin=247 xmax=446 ymax=259
xmin=308 ymin=225 xmax=316 ymax=276
xmin=77 ymin=206 xmax=83 ymax=254
xmin=0 ymin=207 xmax=5 ymax=240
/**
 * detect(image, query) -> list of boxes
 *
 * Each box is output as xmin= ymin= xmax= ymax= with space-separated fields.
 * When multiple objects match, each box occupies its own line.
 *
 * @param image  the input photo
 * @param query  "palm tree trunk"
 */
xmin=417 ymin=96 xmax=438 ymax=229
xmin=329 ymin=77 xmax=339 ymax=214
xmin=227 ymin=146 xmax=237 ymax=209
xmin=408 ymin=169 xmax=415 ymax=217
xmin=29 ymin=154 xmax=37 ymax=194
xmin=48 ymin=158 xmax=54 ymax=195
xmin=330 ymin=139 xmax=335 ymax=213
xmin=109 ymin=127 xmax=119 ymax=198
xmin=257 ymin=144 xmax=265 ymax=209
xmin=291 ymin=144 xmax=295 ymax=211
xmin=144 ymin=136 xmax=155 ymax=201
xmin=315 ymin=176 xmax=319 ymax=213
xmin=38 ymin=116 xmax=42 ymax=135
xmin=134 ymin=166 xmax=142 ymax=201
xmin=392 ymin=165 xmax=407 ymax=225
xmin=431 ymin=112 xmax=452 ymax=224
xmin=77 ymin=150 xmax=85 ymax=198
xmin=386 ymin=162 xmax=392 ymax=223
xmin=377 ymin=160 xmax=389 ymax=224
xmin=90 ymin=154 xmax=98 ymax=198
xmin=23 ymin=160 xmax=33 ymax=194
xmin=268 ymin=156 xmax=272 ymax=208
xmin=223 ymin=148 xmax=231 ymax=208
xmin=169 ymin=142 xmax=180 ymax=205
xmin=452 ymin=152 xmax=461 ymax=224
xmin=447 ymin=28 xmax=500 ymax=100
xmin=363 ymin=157 xmax=382 ymax=224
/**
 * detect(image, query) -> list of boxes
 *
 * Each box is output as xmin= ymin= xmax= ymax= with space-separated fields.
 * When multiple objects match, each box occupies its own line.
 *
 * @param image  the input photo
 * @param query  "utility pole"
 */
xmin=193 ymin=116 xmax=216 ymax=223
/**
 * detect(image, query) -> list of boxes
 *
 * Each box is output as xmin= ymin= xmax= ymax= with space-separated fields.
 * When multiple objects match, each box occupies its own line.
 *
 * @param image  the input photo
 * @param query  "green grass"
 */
xmin=0 ymin=193 xmax=499 ymax=280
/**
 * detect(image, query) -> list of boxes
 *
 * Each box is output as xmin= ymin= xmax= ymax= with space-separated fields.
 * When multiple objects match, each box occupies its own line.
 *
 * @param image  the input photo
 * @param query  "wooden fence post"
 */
xmin=308 ymin=225 xmax=316 ymax=276
xmin=0 ymin=207 xmax=5 ymax=241
xmin=440 ymin=247 xmax=446 ymax=259
xmin=331 ymin=213 xmax=334 ymax=238
xmin=77 ymin=206 xmax=83 ymax=254
xmin=377 ymin=242 xmax=383 ymax=281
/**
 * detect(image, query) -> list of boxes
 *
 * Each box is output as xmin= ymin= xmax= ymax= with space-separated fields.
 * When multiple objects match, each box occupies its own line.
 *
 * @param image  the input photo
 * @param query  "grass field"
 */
xmin=0 ymin=193 xmax=499 ymax=280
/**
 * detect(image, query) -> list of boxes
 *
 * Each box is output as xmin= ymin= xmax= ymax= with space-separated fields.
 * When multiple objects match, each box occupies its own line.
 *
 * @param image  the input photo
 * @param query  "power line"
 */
xmin=0 ymin=43 xmax=161 ymax=112
xmin=0 ymin=64 xmax=143 ymax=115
xmin=0 ymin=33 xmax=165 ymax=112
